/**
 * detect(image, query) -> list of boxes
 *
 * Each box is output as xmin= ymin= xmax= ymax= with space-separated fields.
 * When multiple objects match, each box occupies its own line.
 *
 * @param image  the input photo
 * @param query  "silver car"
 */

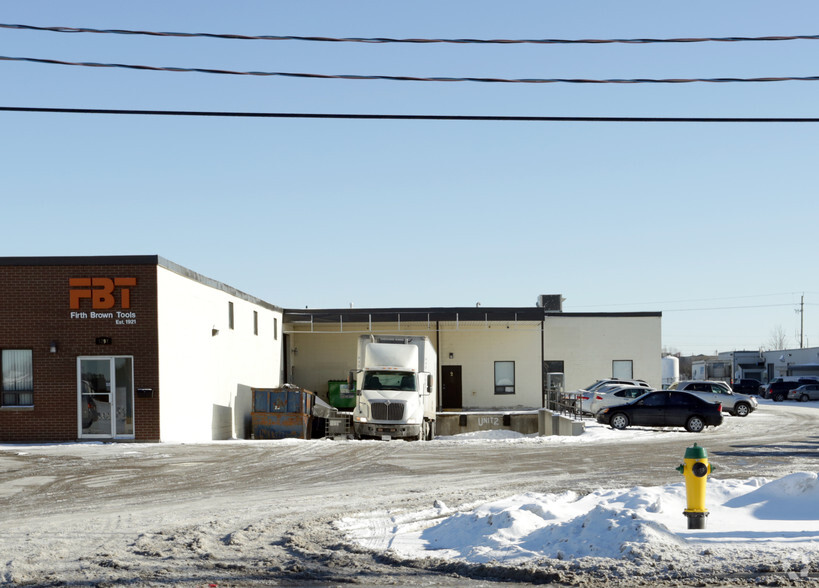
xmin=669 ymin=380 xmax=757 ymax=417
xmin=788 ymin=383 xmax=819 ymax=402
xmin=586 ymin=385 xmax=654 ymax=415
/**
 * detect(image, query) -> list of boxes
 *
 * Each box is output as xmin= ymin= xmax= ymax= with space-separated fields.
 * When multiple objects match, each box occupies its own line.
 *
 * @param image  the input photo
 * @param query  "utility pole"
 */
xmin=800 ymin=294 xmax=805 ymax=349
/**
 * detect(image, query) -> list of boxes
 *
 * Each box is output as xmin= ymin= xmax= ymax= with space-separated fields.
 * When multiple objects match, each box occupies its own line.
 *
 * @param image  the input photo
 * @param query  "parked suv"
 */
xmin=732 ymin=379 xmax=762 ymax=395
xmin=668 ymin=380 xmax=757 ymax=417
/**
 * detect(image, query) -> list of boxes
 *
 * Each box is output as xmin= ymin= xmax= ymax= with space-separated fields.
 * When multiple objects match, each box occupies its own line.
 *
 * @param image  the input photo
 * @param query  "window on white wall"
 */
xmin=612 ymin=360 xmax=634 ymax=379
xmin=228 ymin=302 xmax=234 ymax=330
xmin=494 ymin=361 xmax=515 ymax=394
xmin=274 ymin=317 xmax=278 ymax=340
xmin=253 ymin=311 xmax=258 ymax=335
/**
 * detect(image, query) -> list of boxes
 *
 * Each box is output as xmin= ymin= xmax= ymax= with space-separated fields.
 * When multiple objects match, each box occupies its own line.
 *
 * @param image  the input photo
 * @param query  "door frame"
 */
xmin=440 ymin=364 xmax=462 ymax=410
xmin=77 ymin=356 xmax=135 ymax=439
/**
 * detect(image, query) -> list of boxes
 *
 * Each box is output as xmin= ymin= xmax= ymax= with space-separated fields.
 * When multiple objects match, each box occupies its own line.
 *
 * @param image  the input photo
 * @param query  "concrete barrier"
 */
xmin=556 ymin=414 xmax=586 ymax=436
xmin=435 ymin=412 xmax=538 ymax=436
xmin=538 ymin=409 xmax=558 ymax=436
xmin=435 ymin=411 xmax=585 ymax=437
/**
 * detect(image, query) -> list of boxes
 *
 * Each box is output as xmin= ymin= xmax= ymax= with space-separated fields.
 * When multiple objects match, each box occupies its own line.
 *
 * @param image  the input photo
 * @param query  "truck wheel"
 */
xmin=610 ymin=413 xmax=629 ymax=430
xmin=427 ymin=420 xmax=436 ymax=441
xmin=734 ymin=402 xmax=751 ymax=417
xmin=685 ymin=416 xmax=705 ymax=432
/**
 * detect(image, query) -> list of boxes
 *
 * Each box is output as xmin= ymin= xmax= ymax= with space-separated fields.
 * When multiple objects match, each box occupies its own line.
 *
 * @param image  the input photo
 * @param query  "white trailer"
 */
xmin=349 ymin=335 xmax=437 ymax=440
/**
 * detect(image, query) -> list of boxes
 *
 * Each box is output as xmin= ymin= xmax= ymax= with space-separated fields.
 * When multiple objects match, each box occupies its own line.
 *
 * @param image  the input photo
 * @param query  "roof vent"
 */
xmin=537 ymin=295 xmax=564 ymax=312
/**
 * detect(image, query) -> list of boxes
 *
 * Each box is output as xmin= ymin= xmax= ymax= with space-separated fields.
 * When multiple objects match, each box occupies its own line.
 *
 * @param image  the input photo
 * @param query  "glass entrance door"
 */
xmin=78 ymin=357 xmax=134 ymax=438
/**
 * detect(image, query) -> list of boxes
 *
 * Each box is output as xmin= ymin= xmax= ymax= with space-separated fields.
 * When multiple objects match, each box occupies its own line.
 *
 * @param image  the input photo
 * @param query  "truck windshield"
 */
xmin=363 ymin=371 xmax=416 ymax=391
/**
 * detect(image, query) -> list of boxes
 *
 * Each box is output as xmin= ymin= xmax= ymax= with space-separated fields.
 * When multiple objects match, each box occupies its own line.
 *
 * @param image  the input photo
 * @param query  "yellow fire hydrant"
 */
xmin=676 ymin=443 xmax=712 ymax=529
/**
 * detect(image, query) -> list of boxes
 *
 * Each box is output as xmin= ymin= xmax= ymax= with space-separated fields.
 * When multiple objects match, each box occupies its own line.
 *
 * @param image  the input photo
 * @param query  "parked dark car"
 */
xmin=762 ymin=378 xmax=819 ymax=401
xmin=596 ymin=390 xmax=723 ymax=433
xmin=732 ymin=379 xmax=762 ymax=395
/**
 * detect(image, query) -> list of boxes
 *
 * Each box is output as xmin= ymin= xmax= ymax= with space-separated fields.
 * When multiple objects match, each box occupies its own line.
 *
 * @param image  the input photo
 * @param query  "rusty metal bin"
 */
xmin=252 ymin=386 xmax=315 ymax=414
xmin=251 ymin=386 xmax=316 ymax=440
xmin=252 ymin=412 xmax=312 ymax=440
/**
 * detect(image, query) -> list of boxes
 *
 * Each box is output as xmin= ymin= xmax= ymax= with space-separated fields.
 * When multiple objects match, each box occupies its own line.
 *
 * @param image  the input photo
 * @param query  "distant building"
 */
xmin=717 ymin=351 xmax=766 ymax=383
xmin=761 ymin=347 xmax=819 ymax=380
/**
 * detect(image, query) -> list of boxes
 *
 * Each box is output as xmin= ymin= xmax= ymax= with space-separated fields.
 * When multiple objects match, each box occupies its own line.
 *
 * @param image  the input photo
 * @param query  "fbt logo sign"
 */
xmin=68 ymin=278 xmax=136 ymax=322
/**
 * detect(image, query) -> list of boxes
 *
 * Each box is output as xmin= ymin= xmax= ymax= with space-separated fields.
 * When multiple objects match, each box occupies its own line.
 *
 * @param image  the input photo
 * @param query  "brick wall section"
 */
xmin=0 ymin=262 xmax=160 ymax=442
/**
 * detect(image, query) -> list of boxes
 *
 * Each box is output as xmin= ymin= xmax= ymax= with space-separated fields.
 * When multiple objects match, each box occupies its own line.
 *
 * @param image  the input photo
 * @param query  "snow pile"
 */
xmin=724 ymin=471 xmax=819 ymax=519
xmin=338 ymin=473 xmax=819 ymax=566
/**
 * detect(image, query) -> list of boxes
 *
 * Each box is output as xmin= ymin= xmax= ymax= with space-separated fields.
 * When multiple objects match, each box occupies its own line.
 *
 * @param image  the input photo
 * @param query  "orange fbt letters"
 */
xmin=69 ymin=277 xmax=137 ymax=309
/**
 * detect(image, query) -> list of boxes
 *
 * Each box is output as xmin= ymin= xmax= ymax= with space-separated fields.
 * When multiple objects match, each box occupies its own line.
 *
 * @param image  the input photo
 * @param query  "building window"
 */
xmin=494 ymin=361 xmax=515 ymax=394
xmin=2 ymin=350 xmax=34 ymax=406
xmin=253 ymin=311 xmax=258 ymax=336
xmin=274 ymin=317 xmax=278 ymax=341
xmin=612 ymin=360 xmax=633 ymax=379
xmin=228 ymin=302 xmax=234 ymax=330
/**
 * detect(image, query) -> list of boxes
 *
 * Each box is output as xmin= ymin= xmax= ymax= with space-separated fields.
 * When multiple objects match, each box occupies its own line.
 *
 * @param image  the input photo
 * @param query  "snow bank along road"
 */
xmin=1 ymin=401 xmax=817 ymax=586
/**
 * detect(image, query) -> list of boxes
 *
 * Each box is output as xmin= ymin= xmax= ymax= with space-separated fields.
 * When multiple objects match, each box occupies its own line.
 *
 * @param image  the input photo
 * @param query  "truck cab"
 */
xmin=350 ymin=335 xmax=436 ymax=440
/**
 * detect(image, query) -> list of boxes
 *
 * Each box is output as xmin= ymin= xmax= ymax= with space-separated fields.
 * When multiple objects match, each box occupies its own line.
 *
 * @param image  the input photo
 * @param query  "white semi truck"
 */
xmin=349 ymin=335 xmax=437 ymax=440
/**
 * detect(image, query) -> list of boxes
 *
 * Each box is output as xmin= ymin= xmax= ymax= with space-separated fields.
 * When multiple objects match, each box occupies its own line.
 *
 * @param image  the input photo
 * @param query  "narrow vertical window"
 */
xmin=274 ymin=317 xmax=278 ymax=341
xmin=253 ymin=311 xmax=258 ymax=336
xmin=228 ymin=301 xmax=234 ymax=330
xmin=494 ymin=361 xmax=515 ymax=395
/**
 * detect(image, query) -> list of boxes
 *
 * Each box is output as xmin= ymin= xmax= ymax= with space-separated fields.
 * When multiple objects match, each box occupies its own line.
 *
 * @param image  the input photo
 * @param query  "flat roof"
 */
xmin=0 ymin=255 xmax=161 ymax=266
xmin=283 ymin=307 xmax=661 ymax=323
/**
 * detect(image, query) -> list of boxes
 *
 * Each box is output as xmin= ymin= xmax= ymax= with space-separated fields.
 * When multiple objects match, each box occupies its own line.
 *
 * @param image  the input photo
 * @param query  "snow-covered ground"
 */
xmin=2 ymin=401 xmax=818 ymax=585
xmin=341 ymin=428 xmax=819 ymax=580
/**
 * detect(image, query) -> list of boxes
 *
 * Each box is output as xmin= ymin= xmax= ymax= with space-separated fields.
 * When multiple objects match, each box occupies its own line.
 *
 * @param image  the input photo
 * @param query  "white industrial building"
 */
xmin=283 ymin=301 xmax=662 ymax=410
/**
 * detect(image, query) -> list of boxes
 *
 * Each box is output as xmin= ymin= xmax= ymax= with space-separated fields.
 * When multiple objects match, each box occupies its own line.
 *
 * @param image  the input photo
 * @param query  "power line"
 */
xmin=653 ymin=303 xmax=795 ymax=313
xmin=572 ymin=292 xmax=806 ymax=308
xmin=5 ymin=106 xmax=819 ymax=122
xmin=3 ymin=55 xmax=819 ymax=84
xmin=2 ymin=23 xmax=818 ymax=45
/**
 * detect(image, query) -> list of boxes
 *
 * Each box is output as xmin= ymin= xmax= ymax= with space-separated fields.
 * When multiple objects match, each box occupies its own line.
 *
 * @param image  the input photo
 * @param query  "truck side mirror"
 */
xmin=427 ymin=374 xmax=433 ymax=394
xmin=348 ymin=371 xmax=357 ymax=394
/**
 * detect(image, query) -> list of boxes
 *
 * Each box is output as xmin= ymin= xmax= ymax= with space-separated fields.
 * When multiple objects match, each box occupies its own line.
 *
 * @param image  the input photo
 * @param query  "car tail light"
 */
xmin=595 ymin=395 xmax=604 ymax=400
xmin=717 ymin=403 xmax=722 ymax=412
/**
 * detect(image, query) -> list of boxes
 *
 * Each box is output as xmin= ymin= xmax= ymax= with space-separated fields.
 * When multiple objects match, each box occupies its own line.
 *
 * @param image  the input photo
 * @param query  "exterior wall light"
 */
xmin=49 ymin=341 xmax=58 ymax=354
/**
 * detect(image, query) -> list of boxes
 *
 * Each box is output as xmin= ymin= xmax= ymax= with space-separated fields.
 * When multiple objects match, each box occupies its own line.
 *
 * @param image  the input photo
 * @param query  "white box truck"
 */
xmin=349 ymin=335 xmax=437 ymax=440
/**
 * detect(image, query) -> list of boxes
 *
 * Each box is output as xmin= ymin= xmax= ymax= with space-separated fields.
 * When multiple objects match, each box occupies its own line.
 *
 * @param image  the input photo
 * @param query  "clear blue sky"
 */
xmin=2 ymin=1 xmax=818 ymax=355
